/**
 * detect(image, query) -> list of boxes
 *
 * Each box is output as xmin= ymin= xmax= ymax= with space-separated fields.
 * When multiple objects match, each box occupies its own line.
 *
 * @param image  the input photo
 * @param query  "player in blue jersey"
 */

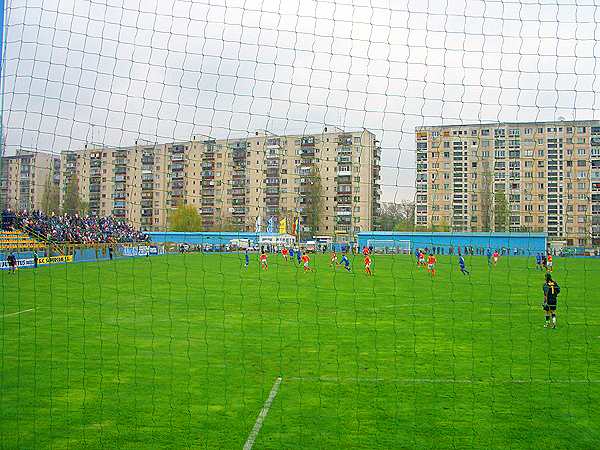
xmin=535 ymin=253 xmax=542 ymax=270
xmin=459 ymin=255 xmax=469 ymax=275
xmin=486 ymin=248 xmax=492 ymax=265
xmin=296 ymin=248 xmax=302 ymax=265
xmin=244 ymin=249 xmax=249 ymax=268
xmin=340 ymin=254 xmax=351 ymax=272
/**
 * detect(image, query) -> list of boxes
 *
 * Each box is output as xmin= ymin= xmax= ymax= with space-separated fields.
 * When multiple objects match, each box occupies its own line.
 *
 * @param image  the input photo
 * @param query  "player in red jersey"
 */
xmin=362 ymin=246 xmax=370 ymax=256
xmin=364 ymin=254 xmax=372 ymax=276
xmin=492 ymin=250 xmax=499 ymax=266
xmin=418 ymin=250 xmax=425 ymax=268
xmin=427 ymin=253 xmax=437 ymax=277
xmin=301 ymin=253 xmax=312 ymax=272
xmin=281 ymin=246 xmax=289 ymax=262
xmin=330 ymin=251 xmax=337 ymax=267
xmin=547 ymin=253 xmax=553 ymax=272
xmin=259 ymin=252 xmax=268 ymax=270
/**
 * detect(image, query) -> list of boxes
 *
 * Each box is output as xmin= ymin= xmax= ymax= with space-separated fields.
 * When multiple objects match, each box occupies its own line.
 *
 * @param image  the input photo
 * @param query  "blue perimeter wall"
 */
xmin=147 ymin=231 xmax=282 ymax=245
xmin=358 ymin=232 xmax=547 ymax=255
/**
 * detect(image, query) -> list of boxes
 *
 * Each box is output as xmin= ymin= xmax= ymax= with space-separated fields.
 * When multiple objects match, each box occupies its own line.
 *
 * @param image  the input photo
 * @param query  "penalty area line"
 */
xmin=243 ymin=376 xmax=282 ymax=450
xmin=1 ymin=308 xmax=35 ymax=318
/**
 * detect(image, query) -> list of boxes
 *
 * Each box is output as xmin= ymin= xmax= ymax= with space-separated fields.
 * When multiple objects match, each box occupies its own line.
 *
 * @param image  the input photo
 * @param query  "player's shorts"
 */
xmin=303 ymin=262 xmax=309 ymax=268
xmin=419 ymin=258 xmax=425 ymax=264
xmin=365 ymin=263 xmax=371 ymax=269
xmin=428 ymin=264 xmax=434 ymax=270
xmin=493 ymin=257 xmax=498 ymax=263
xmin=543 ymin=300 xmax=557 ymax=311
xmin=547 ymin=261 xmax=553 ymax=267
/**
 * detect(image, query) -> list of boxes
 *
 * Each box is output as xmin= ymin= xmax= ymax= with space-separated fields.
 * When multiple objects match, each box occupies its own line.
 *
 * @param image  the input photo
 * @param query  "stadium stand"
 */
xmin=1 ymin=210 xmax=148 ymax=244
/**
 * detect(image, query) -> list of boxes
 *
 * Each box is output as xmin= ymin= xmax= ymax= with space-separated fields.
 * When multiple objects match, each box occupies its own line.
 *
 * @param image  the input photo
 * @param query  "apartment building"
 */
xmin=0 ymin=150 xmax=60 ymax=211
xmin=61 ymin=128 xmax=382 ymax=237
xmin=60 ymin=142 xmax=171 ymax=229
xmin=415 ymin=121 xmax=600 ymax=246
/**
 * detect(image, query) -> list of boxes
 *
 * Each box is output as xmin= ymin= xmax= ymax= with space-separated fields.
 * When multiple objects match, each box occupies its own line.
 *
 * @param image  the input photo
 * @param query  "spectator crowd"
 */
xmin=2 ymin=210 xmax=148 ymax=244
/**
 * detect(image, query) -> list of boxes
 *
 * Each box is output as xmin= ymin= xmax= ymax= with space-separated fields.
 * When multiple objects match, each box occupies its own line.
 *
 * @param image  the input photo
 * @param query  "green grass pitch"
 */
xmin=1 ymin=252 xmax=599 ymax=449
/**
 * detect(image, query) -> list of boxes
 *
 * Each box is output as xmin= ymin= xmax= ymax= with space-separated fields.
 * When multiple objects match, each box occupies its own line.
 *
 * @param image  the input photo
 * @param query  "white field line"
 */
xmin=1 ymin=308 xmax=35 ymax=318
xmin=287 ymin=376 xmax=600 ymax=384
xmin=243 ymin=377 xmax=282 ymax=450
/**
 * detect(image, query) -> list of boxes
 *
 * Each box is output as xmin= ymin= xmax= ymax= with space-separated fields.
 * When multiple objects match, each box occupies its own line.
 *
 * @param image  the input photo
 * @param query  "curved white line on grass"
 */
xmin=1 ymin=308 xmax=35 ymax=318
xmin=243 ymin=377 xmax=282 ymax=450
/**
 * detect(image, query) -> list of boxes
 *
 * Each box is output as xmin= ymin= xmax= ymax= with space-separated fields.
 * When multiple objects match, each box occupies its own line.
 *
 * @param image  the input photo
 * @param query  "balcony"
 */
xmin=232 ymin=207 xmax=246 ymax=215
xmin=203 ymin=189 xmax=215 ymax=196
xmin=142 ymin=157 xmax=154 ymax=165
xmin=171 ymin=145 xmax=185 ymax=154
xmin=337 ymin=169 xmax=352 ymax=176
xmin=201 ymin=207 xmax=214 ymax=215
xmin=338 ymin=135 xmax=353 ymax=145
xmin=141 ymin=209 xmax=153 ymax=217
xmin=266 ymin=207 xmax=280 ymax=215
xmin=231 ymin=188 xmax=245 ymax=196
xmin=232 ymin=149 xmax=247 ymax=159
xmin=336 ymin=209 xmax=352 ymax=216
xmin=337 ymin=145 xmax=352 ymax=154
xmin=300 ymin=147 xmax=315 ymax=156
xmin=141 ymin=200 xmax=153 ymax=208
xmin=171 ymin=154 xmax=184 ymax=162
xmin=112 ymin=209 xmax=126 ymax=217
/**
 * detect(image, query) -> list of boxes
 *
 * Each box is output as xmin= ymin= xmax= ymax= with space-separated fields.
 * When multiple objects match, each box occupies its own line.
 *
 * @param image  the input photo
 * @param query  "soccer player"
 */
xmin=296 ymin=248 xmax=302 ymax=265
xmin=364 ymin=254 xmax=372 ymax=276
xmin=492 ymin=250 xmax=499 ymax=266
xmin=340 ymin=254 xmax=351 ymax=272
xmin=546 ymin=253 xmax=553 ymax=272
xmin=244 ymin=249 xmax=250 ymax=268
xmin=427 ymin=253 xmax=436 ymax=277
xmin=418 ymin=250 xmax=426 ymax=268
xmin=7 ymin=252 xmax=17 ymax=274
xmin=259 ymin=252 xmax=268 ymax=271
xmin=542 ymin=273 xmax=561 ymax=328
xmin=459 ymin=255 xmax=469 ymax=275
xmin=289 ymin=247 xmax=294 ymax=260
xmin=535 ymin=253 xmax=542 ymax=270
xmin=301 ymin=253 xmax=312 ymax=272
xmin=281 ymin=246 xmax=289 ymax=262
xmin=486 ymin=248 xmax=492 ymax=265
xmin=362 ymin=246 xmax=370 ymax=256
xmin=330 ymin=251 xmax=337 ymax=267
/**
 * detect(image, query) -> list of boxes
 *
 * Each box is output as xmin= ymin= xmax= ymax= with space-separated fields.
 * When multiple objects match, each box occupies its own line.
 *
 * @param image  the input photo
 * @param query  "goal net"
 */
xmin=1 ymin=0 xmax=598 ymax=448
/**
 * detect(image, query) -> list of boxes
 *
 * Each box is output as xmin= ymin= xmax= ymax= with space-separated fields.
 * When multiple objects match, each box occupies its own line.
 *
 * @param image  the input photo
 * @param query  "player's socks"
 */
xmin=552 ymin=315 xmax=556 ymax=328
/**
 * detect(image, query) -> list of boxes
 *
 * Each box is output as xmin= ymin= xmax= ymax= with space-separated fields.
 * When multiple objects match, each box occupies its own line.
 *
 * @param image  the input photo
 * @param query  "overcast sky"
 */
xmin=3 ymin=0 xmax=600 ymax=201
